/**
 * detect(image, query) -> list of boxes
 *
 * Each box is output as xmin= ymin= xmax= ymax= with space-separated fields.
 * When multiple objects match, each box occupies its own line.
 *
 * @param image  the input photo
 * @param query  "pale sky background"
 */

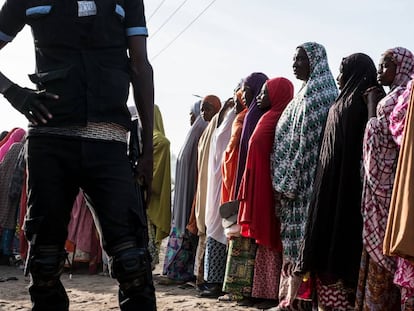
xmin=0 ymin=0 xmax=413 ymax=156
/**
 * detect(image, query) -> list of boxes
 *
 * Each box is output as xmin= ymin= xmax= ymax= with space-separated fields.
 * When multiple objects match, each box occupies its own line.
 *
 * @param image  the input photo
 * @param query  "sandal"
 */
xmin=217 ymin=293 xmax=240 ymax=302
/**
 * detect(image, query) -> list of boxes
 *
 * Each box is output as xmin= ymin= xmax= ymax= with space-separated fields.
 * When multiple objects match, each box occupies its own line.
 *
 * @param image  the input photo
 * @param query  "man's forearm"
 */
xmin=131 ymin=60 xmax=154 ymax=153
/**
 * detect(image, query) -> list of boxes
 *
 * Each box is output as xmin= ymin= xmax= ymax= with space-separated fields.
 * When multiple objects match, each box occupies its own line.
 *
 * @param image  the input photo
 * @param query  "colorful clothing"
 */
xmin=384 ymin=79 xmax=414 ymax=263
xmin=238 ymin=77 xmax=293 ymax=250
xmin=163 ymin=227 xmax=198 ymax=281
xmin=252 ymin=245 xmax=282 ymax=300
xmin=65 ymin=191 xmax=102 ymax=274
xmin=205 ymin=107 xmax=236 ymax=245
xmin=163 ymin=101 xmax=207 ymax=281
xmin=362 ymin=47 xmax=414 ymax=273
xmin=194 ymin=113 xmax=219 ymax=235
xmin=361 ymin=47 xmax=414 ymax=310
xmin=222 ymin=236 xmax=257 ymax=299
xmin=204 ymin=236 xmax=227 ymax=283
xmin=271 ymin=42 xmax=337 ymax=309
xmin=204 ymin=106 xmax=236 ymax=283
xmin=356 ymin=249 xmax=400 ymax=311
xmin=395 ymin=258 xmax=414 ymax=308
xmin=389 ymin=79 xmax=414 ymax=145
xmin=221 ymin=107 xmax=247 ymax=204
xmin=385 ymin=80 xmax=414 ymax=307
xmin=300 ymin=54 xmax=380 ymax=305
xmin=234 ymin=72 xmax=269 ymax=197
xmin=147 ymin=105 xmax=171 ymax=244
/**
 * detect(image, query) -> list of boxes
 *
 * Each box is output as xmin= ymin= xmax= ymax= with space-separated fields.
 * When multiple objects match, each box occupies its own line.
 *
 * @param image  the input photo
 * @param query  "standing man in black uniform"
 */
xmin=0 ymin=0 xmax=156 ymax=310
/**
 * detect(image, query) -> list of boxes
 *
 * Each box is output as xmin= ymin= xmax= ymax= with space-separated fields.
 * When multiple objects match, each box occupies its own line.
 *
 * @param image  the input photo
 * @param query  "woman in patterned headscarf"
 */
xmin=298 ymin=53 xmax=382 ymax=310
xmin=356 ymin=47 xmax=414 ymax=311
xmin=270 ymin=42 xmax=338 ymax=310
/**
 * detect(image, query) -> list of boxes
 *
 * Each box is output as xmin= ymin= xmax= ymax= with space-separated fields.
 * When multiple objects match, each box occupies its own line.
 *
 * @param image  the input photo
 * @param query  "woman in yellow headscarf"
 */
xmin=147 ymin=105 xmax=172 ymax=269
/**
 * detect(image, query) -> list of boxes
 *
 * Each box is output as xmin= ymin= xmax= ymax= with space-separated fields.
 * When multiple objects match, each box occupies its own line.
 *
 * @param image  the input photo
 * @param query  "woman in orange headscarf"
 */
xmin=238 ymin=77 xmax=293 ymax=307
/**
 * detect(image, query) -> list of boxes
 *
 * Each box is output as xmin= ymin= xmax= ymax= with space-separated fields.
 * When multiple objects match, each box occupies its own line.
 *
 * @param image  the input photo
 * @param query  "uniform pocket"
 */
xmin=28 ymin=66 xmax=78 ymax=118
xmin=28 ymin=66 xmax=71 ymax=85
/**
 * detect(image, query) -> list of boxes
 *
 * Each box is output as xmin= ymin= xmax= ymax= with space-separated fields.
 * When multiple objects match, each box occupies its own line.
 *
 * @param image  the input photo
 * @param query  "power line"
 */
xmin=149 ymin=0 xmax=189 ymax=40
xmin=150 ymin=0 xmax=217 ymax=61
xmin=147 ymin=0 xmax=167 ymax=22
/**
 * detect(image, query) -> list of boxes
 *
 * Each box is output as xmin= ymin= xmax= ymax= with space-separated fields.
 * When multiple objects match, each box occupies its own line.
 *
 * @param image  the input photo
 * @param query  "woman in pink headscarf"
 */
xmin=0 ymin=127 xmax=26 ymax=263
xmin=357 ymin=47 xmax=414 ymax=311
xmin=0 ymin=127 xmax=25 ymax=161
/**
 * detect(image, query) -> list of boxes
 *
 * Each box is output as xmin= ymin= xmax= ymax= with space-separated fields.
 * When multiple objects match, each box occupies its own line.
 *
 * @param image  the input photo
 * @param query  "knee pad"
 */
xmin=29 ymin=245 xmax=67 ymax=287
xmin=109 ymin=246 xmax=150 ymax=297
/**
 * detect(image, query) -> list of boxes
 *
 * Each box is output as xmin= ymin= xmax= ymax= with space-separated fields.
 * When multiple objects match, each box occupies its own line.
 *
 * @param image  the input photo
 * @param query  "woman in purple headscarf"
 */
xmin=220 ymin=72 xmax=269 ymax=304
xmin=234 ymin=72 xmax=269 ymax=197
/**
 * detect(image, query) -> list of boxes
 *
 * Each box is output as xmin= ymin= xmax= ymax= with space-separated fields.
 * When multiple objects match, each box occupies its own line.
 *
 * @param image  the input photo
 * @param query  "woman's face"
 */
xmin=200 ymin=101 xmax=215 ymax=121
xmin=233 ymin=89 xmax=245 ymax=114
xmin=241 ymin=83 xmax=253 ymax=107
xmin=377 ymin=52 xmax=397 ymax=86
xmin=189 ymin=111 xmax=196 ymax=125
xmin=293 ymin=47 xmax=310 ymax=81
xmin=336 ymin=62 xmax=345 ymax=90
xmin=256 ymin=83 xmax=270 ymax=110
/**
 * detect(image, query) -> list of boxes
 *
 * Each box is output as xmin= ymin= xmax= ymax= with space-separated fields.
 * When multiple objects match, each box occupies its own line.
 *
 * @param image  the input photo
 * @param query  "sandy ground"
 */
xmin=0 ymin=243 xmax=260 ymax=311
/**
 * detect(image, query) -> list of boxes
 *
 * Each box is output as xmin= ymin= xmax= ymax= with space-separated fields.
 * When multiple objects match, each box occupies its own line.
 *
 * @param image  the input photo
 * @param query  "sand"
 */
xmin=0 ymin=248 xmax=260 ymax=311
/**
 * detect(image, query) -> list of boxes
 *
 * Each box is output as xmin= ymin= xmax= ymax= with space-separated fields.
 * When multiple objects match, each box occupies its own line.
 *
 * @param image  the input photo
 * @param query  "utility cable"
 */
xmin=149 ymin=0 xmax=189 ymax=40
xmin=150 ymin=0 xmax=217 ymax=61
xmin=147 ymin=0 xmax=167 ymax=22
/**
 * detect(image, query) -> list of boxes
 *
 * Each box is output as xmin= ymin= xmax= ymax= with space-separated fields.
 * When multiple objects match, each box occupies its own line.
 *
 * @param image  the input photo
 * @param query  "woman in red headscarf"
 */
xmin=238 ymin=77 xmax=294 ymax=307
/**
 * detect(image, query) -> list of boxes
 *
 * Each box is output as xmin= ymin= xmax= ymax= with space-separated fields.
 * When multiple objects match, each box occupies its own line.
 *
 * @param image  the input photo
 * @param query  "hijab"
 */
xmin=271 ymin=42 xmax=338 ymax=198
xmin=238 ymin=77 xmax=294 ymax=250
xmin=147 ymin=105 xmax=171 ymax=242
xmin=388 ymin=47 xmax=414 ymax=145
xmin=300 ymin=53 xmax=380 ymax=285
xmin=234 ymin=72 xmax=268 ymax=198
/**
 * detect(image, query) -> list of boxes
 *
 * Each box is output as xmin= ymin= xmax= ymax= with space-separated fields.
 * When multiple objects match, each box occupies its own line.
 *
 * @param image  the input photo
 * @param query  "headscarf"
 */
xmin=221 ymin=88 xmax=247 ymax=204
xmin=389 ymin=47 xmax=414 ymax=145
xmin=238 ymin=77 xmax=294 ymax=250
xmin=271 ymin=42 xmax=338 ymax=198
xmin=300 ymin=53 xmax=380 ymax=286
xmin=0 ymin=128 xmax=26 ymax=229
xmin=270 ymin=42 xmax=337 ymax=262
xmin=191 ymin=100 xmax=201 ymax=118
xmin=386 ymin=47 xmax=414 ymax=88
xmin=203 ymin=95 xmax=221 ymax=112
xmin=0 ymin=131 xmax=8 ymax=141
xmin=171 ymin=104 xmax=208 ymax=233
xmin=205 ymin=106 xmax=236 ymax=244
xmin=234 ymin=72 xmax=268 ymax=197
xmin=147 ymin=105 xmax=171 ymax=242
xmin=194 ymin=114 xmax=219 ymax=235
xmin=362 ymin=46 xmax=414 ymax=274
xmin=0 ymin=128 xmax=26 ymax=162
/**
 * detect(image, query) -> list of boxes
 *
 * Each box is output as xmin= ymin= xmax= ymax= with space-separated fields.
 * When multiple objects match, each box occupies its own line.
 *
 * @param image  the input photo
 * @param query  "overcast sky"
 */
xmin=0 ymin=0 xmax=413 ymax=155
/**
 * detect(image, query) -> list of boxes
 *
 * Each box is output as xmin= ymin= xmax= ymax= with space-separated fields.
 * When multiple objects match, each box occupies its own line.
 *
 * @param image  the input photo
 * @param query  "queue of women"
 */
xmin=158 ymin=42 xmax=414 ymax=311
xmin=1 ymin=41 xmax=414 ymax=311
